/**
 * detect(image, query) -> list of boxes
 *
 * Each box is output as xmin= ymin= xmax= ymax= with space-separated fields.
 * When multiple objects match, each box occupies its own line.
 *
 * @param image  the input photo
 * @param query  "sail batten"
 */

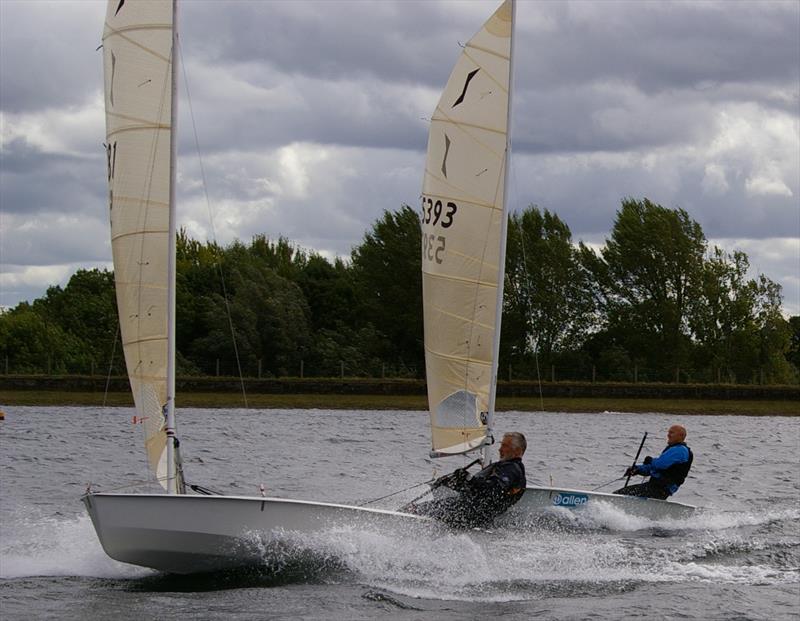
xmin=424 ymin=348 xmax=493 ymax=367
xmin=421 ymin=0 xmax=513 ymax=458
xmin=423 ymin=268 xmax=500 ymax=289
xmin=420 ymin=180 xmax=505 ymax=211
xmin=112 ymin=225 xmax=169 ymax=236
xmin=464 ymin=42 xmax=512 ymax=62
xmin=104 ymin=25 xmax=174 ymax=62
xmin=108 ymin=124 xmax=171 ymax=137
xmin=431 ymin=116 xmax=508 ymax=138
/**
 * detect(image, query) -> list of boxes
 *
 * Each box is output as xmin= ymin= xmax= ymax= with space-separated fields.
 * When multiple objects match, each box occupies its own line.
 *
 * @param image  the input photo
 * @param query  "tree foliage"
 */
xmin=1 ymin=199 xmax=796 ymax=384
xmin=0 ymin=270 xmax=118 ymax=374
xmin=584 ymin=198 xmax=706 ymax=377
xmin=350 ymin=205 xmax=423 ymax=373
xmin=502 ymin=206 xmax=596 ymax=375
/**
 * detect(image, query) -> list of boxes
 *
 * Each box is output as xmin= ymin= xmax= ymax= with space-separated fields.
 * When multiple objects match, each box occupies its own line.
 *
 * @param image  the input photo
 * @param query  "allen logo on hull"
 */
xmin=552 ymin=493 xmax=589 ymax=507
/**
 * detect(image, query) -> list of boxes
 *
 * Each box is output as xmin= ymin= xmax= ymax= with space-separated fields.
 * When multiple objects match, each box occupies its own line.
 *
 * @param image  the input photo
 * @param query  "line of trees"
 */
xmin=1 ymin=198 xmax=798 ymax=384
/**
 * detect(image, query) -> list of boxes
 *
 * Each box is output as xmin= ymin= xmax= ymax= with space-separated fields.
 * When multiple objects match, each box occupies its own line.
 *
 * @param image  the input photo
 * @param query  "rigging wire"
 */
xmin=507 ymin=140 xmax=550 ymax=482
xmin=177 ymin=37 xmax=248 ymax=408
xmin=507 ymin=141 xmax=545 ymax=414
xmin=358 ymin=477 xmax=435 ymax=507
xmin=516 ymin=218 xmax=546 ymax=414
xmin=102 ymin=320 xmax=121 ymax=408
xmin=591 ymin=476 xmax=625 ymax=491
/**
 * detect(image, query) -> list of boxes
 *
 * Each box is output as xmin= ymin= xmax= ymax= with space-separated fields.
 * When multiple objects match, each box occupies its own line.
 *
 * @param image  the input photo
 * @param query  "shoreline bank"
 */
xmin=1 ymin=390 xmax=796 ymax=415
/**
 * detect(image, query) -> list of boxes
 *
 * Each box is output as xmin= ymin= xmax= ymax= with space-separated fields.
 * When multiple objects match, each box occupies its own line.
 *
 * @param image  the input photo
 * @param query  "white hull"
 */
xmin=83 ymin=485 xmax=694 ymax=574
xmin=509 ymin=485 xmax=696 ymax=521
xmin=82 ymin=493 xmax=431 ymax=574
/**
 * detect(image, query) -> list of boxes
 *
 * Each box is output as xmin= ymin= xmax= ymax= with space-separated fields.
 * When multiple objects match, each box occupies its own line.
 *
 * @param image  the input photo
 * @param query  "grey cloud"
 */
xmin=510 ymin=150 xmax=798 ymax=240
xmin=174 ymin=1 xmax=798 ymax=159
xmin=180 ymin=1 xmax=480 ymax=87
xmin=179 ymin=1 xmax=800 ymax=109
xmin=175 ymin=146 xmax=422 ymax=259
xmin=0 ymin=1 xmax=104 ymax=113
xmin=173 ymin=63 xmax=430 ymax=154
xmin=1 ymin=139 xmax=106 ymax=218
xmin=521 ymin=1 xmax=799 ymax=98
xmin=1 ymin=0 xmax=797 ymax=312
xmin=512 ymin=84 xmax=718 ymax=154
xmin=2 ymin=212 xmax=110 ymax=267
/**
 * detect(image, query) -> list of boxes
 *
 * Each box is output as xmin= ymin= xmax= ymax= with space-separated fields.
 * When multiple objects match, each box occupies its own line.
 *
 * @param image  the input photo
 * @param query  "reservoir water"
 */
xmin=1 ymin=406 xmax=797 ymax=619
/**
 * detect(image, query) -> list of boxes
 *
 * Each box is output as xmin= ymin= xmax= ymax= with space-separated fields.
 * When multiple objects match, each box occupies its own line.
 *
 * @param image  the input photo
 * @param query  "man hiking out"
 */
xmin=614 ymin=424 xmax=693 ymax=500
xmin=406 ymin=432 xmax=527 ymax=528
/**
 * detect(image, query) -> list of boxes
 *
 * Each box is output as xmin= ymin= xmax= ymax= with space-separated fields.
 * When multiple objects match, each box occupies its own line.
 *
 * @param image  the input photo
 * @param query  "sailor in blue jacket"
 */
xmin=614 ymin=425 xmax=693 ymax=499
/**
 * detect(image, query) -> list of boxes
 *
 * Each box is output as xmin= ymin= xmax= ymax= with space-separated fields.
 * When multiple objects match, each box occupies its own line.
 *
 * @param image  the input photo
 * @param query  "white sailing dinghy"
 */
xmin=417 ymin=0 xmax=694 ymax=521
xmin=82 ymin=0 xmax=430 ymax=575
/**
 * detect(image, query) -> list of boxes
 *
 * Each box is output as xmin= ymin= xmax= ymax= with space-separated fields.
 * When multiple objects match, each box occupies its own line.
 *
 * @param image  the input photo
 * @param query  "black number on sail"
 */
xmin=441 ymin=202 xmax=457 ymax=228
xmin=422 ymin=233 xmax=446 ymax=265
xmin=422 ymin=196 xmax=458 ymax=229
xmin=435 ymin=235 xmax=445 ymax=263
xmin=432 ymin=200 xmax=442 ymax=225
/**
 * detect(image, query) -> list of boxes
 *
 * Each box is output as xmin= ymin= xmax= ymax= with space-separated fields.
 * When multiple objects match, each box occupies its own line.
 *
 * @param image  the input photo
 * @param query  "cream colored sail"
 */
xmin=421 ymin=0 xmax=513 ymax=457
xmin=102 ymin=0 xmax=173 ymax=485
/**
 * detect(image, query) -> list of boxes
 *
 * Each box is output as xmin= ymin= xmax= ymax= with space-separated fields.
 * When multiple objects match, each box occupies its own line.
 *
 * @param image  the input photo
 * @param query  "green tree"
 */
xmin=690 ymin=248 xmax=795 ymax=383
xmin=176 ymin=230 xmax=229 ymax=373
xmin=34 ymin=269 xmax=120 ymax=373
xmin=751 ymin=276 xmax=796 ymax=384
xmin=296 ymin=255 xmax=357 ymax=333
xmin=350 ymin=205 xmax=423 ymax=373
xmin=690 ymin=248 xmax=758 ymax=380
xmin=0 ymin=303 xmax=89 ymax=373
xmin=583 ymin=198 xmax=706 ymax=379
xmin=787 ymin=316 xmax=800 ymax=373
xmin=248 ymin=234 xmax=308 ymax=281
xmin=502 ymin=206 xmax=596 ymax=375
xmin=183 ymin=239 xmax=312 ymax=377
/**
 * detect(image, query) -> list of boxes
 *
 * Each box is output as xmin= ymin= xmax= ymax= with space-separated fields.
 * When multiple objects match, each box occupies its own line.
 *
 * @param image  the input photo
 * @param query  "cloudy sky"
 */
xmin=1 ymin=0 xmax=798 ymax=316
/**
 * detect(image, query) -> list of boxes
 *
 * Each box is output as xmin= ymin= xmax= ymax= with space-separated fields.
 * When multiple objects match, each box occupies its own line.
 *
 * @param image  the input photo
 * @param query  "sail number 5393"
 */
xmin=422 ymin=196 xmax=457 ymax=228
xmin=423 ymin=234 xmax=445 ymax=264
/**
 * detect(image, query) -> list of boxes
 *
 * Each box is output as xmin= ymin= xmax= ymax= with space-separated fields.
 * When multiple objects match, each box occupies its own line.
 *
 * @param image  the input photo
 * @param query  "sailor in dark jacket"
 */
xmin=407 ymin=432 xmax=527 ymax=528
xmin=615 ymin=424 xmax=693 ymax=500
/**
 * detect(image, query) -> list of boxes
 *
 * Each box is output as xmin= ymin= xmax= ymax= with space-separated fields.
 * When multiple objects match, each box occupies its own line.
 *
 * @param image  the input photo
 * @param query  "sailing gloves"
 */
xmin=624 ymin=456 xmax=651 ymax=477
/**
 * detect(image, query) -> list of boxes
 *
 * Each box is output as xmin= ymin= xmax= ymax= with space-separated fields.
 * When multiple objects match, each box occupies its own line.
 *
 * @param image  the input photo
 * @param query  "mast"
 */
xmin=165 ymin=0 xmax=179 ymax=494
xmin=483 ymin=0 xmax=516 ymax=466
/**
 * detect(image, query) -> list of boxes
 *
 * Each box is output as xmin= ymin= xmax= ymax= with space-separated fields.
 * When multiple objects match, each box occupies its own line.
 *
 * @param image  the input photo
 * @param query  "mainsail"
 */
xmin=102 ymin=0 xmax=175 ymax=487
xmin=421 ymin=0 xmax=514 ymax=457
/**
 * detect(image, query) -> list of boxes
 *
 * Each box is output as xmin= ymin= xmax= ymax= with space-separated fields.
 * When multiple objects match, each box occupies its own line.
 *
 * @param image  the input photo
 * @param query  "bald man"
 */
xmin=614 ymin=424 xmax=693 ymax=499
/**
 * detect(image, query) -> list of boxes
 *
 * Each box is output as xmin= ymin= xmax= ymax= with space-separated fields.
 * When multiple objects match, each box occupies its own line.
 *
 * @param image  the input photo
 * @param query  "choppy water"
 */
xmin=1 ymin=406 xmax=798 ymax=620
